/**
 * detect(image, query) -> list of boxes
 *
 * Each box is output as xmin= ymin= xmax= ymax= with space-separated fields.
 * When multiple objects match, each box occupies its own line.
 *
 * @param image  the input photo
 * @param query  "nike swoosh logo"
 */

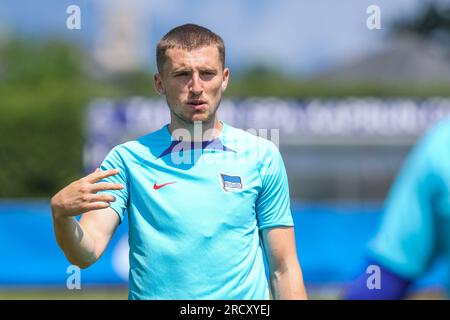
xmin=153 ymin=181 xmax=176 ymax=190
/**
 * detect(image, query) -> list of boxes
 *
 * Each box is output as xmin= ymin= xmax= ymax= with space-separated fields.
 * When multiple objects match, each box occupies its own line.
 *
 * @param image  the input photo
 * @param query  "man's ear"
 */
xmin=154 ymin=73 xmax=166 ymax=96
xmin=221 ymin=68 xmax=230 ymax=92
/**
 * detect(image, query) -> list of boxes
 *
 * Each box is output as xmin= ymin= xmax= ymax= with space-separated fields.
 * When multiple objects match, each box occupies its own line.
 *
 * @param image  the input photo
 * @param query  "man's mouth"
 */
xmin=186 ymin=99 xmax=208 ymax=111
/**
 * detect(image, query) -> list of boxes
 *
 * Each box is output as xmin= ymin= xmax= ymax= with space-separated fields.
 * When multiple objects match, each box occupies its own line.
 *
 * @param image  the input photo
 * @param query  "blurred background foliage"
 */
xmin=1 ymin=2 xmax=450 ymax=198
xmin=0 ymin=39 xmax=88 ymax=197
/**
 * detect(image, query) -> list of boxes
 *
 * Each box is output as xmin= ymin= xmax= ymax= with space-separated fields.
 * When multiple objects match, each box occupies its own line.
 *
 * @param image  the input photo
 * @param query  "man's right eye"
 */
xmin=175 ymin=72 xmax=188 ymax=77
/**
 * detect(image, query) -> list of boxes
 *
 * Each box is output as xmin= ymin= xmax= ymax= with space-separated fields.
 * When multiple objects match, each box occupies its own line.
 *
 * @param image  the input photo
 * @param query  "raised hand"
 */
xmin=51 ymin=168 xmax=124 ymax=219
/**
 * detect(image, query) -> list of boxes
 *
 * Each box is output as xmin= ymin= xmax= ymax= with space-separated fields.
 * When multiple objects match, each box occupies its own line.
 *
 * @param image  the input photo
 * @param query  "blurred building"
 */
xmin=316 ymin=33 xmax=450 ymax=85
xmin=93 ymin=1 xmax=148 ymax=74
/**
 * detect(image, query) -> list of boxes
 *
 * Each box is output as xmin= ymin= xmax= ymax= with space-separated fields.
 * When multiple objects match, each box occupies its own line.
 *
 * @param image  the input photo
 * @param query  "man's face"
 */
xmin=154 ymin=46 xmax=229 ymax=124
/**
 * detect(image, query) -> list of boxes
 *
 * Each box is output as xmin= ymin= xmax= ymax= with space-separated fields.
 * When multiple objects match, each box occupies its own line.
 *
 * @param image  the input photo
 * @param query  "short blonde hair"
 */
xmin=156 ymin=24 xmax=225 ymax=73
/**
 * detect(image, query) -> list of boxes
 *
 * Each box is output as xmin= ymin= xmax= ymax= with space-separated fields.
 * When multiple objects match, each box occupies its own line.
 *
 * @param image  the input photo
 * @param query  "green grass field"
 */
xmin=0 ymin=285 xmax=446 ymax=300
xmin=0 ymin=286 xmax=128 ymax=300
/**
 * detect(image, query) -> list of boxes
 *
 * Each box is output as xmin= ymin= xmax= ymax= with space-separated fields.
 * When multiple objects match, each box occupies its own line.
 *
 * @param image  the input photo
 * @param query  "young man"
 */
xmin=51 ymin=24 xmax=307 ymax=300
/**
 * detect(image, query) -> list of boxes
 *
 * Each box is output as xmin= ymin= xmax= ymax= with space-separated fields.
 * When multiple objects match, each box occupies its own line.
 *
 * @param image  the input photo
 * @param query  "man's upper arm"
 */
xmin=79 ymin=207 xmax=121 ymax=259
xmin=97 ymin=146 xmax=130 ymax=223
xmin=256 ymin=141 xmax=294 ymax=229
xmin=261 ymin=226 xmax=308 ymax=300
xmin=261 ymin=226 xmax=299 ymax=274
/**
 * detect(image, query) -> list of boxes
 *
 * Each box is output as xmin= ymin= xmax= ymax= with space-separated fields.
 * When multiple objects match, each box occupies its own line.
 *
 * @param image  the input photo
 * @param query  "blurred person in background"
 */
xmin=50 ymin=24 xmax=307 ymax=300
xmin=344 ymin=118 xmax=450 ymax=299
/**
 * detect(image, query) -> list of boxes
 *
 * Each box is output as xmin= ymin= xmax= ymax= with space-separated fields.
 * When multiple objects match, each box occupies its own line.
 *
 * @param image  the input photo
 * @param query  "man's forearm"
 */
xmin=270 ymin=265 xmax=308 ymax=300
xmin=52 ymin=208 xmax=97 ymax=268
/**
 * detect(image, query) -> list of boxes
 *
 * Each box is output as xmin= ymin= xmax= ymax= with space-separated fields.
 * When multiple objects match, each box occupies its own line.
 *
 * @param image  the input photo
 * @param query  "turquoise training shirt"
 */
xmin=98 ymin=122 xmax=294 ymax=299
xmin=368 ymin=118 xmax=450 ymax=290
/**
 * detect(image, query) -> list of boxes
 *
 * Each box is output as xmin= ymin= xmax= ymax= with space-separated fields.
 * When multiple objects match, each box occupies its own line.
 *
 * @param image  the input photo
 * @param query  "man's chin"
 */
xmin=171 ymin=108 xmax=215 ymax=124
xmin=189 ymin=112 xmax=212 ymax=123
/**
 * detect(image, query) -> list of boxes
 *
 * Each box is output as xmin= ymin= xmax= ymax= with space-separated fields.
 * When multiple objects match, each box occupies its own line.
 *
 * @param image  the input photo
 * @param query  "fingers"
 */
xmin=90 ymin=182 xmax=124 ymax=192
xmin=82 ymin=193 xmax=116 ymax=203
xmin=85 ymin=168 xmax=120 ymax=183
xmin=82 ymin=202 xmax=112 ymax=212
xmin=77 ymin=190 xmax=118 ymax=213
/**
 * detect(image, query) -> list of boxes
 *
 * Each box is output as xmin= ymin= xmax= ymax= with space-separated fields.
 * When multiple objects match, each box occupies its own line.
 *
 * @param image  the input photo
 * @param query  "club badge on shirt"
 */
xmin=220 ymin=173 xmax=243 ymax=192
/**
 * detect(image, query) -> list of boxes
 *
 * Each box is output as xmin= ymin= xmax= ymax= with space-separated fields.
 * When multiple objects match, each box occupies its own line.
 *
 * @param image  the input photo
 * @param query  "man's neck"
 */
xmin=168 ymin=116 xmax=223 ymax=142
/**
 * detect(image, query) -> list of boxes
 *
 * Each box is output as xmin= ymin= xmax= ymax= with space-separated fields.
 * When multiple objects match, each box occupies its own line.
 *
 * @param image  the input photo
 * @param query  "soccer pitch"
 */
xmin=0 ymin=286 xmax=128 ymax=300
xmin=0 ymin=286 xmax=445 ymax=300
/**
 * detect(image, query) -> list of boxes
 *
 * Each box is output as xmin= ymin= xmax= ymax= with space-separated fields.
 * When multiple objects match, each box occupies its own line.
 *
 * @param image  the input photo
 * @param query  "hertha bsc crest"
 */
xmin=220 ymin=174 xmax=243 ymax=192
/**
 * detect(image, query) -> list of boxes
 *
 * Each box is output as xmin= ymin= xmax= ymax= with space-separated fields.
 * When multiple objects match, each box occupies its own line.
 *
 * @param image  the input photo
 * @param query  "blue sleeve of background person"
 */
xmin=255 ymin=141 xmax=294 ymax=229
xmin=367 ymin=123 xmax=447 ymax=279
xmin=344 ymin=259 xmax=411 ymax=300
xmin=96 ymin=146 xmax=129 ymax=223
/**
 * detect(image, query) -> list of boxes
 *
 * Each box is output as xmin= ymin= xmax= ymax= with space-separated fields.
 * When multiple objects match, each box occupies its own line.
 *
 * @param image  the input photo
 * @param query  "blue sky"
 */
xmin=0 ymin=0 xmax=442 ymax=77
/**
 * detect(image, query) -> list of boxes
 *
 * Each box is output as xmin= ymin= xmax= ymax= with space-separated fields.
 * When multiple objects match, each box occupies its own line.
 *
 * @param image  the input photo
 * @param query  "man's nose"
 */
xmin=189 ymin=74 xmax=203 ymax=95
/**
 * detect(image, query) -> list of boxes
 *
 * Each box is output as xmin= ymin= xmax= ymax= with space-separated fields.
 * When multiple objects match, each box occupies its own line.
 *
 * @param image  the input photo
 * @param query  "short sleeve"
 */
xmin=96 ymin=146 xmax=129 ymax=223
xmin=368 ymin=126 xmax=443 ymax=279
xmin=255 ymin=141 xmax=294 ymax=230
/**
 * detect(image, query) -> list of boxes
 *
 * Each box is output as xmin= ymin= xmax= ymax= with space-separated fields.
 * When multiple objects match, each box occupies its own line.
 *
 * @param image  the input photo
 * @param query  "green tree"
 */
xmin=0 ymin=38 xmax=90 ymax=197
xmin=391 ymin=2 xmax=450 ymax=39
